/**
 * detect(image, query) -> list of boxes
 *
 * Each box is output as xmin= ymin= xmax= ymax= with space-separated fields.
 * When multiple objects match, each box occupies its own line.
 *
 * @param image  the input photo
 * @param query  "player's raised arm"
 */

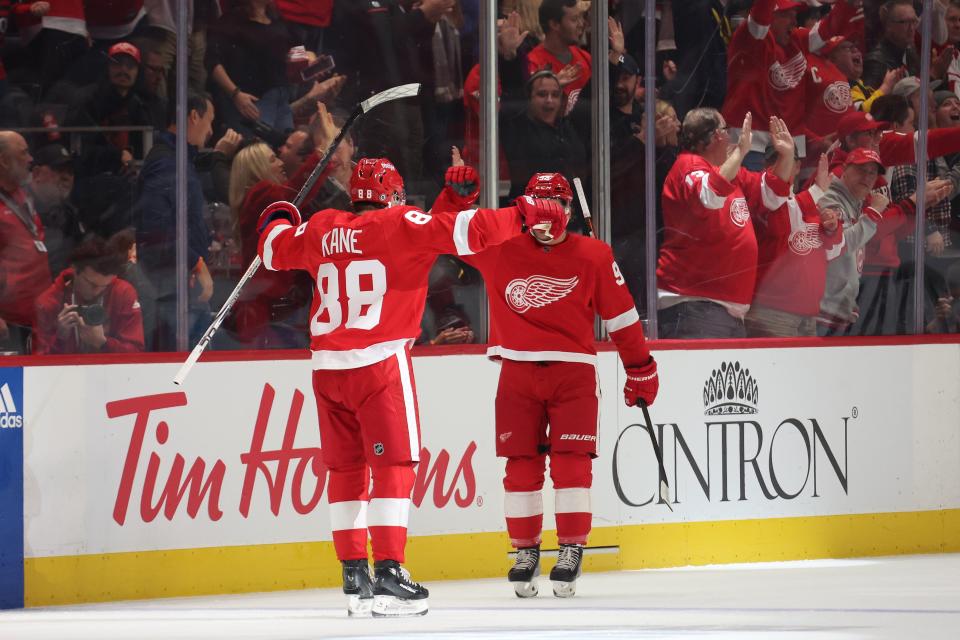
xmin=392 ymin=196 xmax=568 ymax=257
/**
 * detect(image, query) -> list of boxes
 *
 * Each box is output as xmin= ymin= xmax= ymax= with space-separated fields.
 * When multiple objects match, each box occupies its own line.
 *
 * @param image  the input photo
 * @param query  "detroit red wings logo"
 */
xmin=729 ymin=197 xmax=750 ymax=227
xmin=769 ymin=51 xmax=806 ymax=91
xmin=505 ymin=275 xmax=579 ymax=313
xmin=788 ymin=222 xmax=823 ymax=256
xmin=823 ymin=81 xmax=852 ymax=114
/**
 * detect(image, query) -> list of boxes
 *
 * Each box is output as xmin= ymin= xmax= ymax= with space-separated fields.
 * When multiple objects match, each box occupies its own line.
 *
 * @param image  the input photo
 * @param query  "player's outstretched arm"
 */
xmin=396 ymin=196 xmax=567 ymax=257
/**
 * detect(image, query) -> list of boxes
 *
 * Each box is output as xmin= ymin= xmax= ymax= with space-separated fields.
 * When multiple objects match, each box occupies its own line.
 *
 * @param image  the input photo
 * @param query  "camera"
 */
xmin=76 ymin=304 xmax=106 ymax=326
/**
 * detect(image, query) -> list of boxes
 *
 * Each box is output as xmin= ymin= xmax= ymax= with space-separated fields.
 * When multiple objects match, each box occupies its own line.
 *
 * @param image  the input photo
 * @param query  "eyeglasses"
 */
xmin=890 ymin=18 xmax=920 ymax=26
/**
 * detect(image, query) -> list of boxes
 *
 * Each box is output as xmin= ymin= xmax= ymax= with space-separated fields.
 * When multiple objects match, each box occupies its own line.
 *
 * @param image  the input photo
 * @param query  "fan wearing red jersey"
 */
xmin=459 ymin=173 xmax=657 ymax=599
xmin=256 ymin=158 xmax=565 ymax=618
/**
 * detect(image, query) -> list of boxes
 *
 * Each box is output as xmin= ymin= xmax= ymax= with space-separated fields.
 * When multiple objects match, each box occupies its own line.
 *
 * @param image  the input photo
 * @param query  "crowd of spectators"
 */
xmin=1 ymin=0 xmax=960 ymax=356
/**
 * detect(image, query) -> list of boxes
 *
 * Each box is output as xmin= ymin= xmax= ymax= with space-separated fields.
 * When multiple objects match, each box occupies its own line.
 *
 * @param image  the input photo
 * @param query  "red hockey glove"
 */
xmin=445 ymin=165 xmax=480 ymax=200
xmin=515 ymin=196 xmax=568 ymax=238
xmin=624 ymin=357 xmax=659 ymax=407
xmin=257 ymin=200 xmax=302 ymax=234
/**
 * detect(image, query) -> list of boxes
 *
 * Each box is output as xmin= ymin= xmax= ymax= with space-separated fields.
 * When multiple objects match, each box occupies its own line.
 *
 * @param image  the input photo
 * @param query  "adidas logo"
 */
xmin=0 ymin=383 xmax=23 ymax=429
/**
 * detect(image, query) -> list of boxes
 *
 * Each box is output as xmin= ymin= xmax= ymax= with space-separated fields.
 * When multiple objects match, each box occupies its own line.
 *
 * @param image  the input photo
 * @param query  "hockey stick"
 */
xmin=173 ymin=83 xmax=422 ymax=385
xmin=572 ymin=177 xmax=595 ymax=238
xmin=637 ymin=399 xmax=672 ymax=511
xmin=573 ymin=176 xmax=671 ymax=509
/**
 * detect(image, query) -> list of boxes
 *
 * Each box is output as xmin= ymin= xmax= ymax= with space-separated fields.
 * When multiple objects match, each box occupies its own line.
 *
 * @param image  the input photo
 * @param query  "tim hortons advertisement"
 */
xmin=21 ymin=344 xmax=960 ymax=559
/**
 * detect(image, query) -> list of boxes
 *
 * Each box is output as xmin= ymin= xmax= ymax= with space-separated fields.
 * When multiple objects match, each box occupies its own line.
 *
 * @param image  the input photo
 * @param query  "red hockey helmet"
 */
xmin=524 ymin=172 xmax=573 ymax=204
xmin=350 ymin=157 xmax=406 ymax=207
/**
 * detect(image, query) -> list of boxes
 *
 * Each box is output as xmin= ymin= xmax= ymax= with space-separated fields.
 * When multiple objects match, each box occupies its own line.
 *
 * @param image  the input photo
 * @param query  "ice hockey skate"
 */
xmin=550 ymin=544 xmax=583 ymax=597
xmin=508 ymin=546 xmax=541 ymax=597
xmin=341 ymin=559 xmax=373 ymax=617
xmin=371 ymin=560 xmax=429 ymax=617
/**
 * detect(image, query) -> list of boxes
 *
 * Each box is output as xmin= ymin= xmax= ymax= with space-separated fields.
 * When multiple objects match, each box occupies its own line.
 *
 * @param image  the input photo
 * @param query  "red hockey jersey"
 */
xmin=804 ymin=51 xmax=853 ymax=139
xmin=13 ymin=0 xmax=85 ymax=42
xmin=462 ymin=233 xmax=649 ymax=367
xmin=752 ymin=186 xmax=845 ymax=316
xmin=259 ymin=205 xmax=524 ymax=369
xmin=658 ymin=153 xmax=772 ymax=309
xmin=723 ymin=0 xmax=854 ymax=134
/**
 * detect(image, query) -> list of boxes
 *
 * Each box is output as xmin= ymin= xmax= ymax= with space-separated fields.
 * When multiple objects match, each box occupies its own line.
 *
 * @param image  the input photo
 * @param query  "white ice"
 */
xmin=1 ymin=553 xmax=958 ymax=639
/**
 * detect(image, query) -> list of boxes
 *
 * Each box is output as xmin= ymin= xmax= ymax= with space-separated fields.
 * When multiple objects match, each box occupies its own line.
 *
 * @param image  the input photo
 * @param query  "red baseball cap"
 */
xmin=820 ymin=35 xmax=854 ymax=57
xmin=837 ymin=111 xmax=886 ymax=141
xmin=108 ymin=42 xmax=141 ymax=64
xmin=844 ymin=147 xmax=884 ymax=170
xmin=775 ymin=0 xmax=805 ymax=11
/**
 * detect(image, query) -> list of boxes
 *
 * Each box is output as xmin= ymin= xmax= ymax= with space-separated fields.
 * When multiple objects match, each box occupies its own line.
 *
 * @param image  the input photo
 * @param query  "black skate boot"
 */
xmin=342 ymin=559 xmax=373 ymax=617
xmin=507 ymin=546 xmax=541 ymax=598
xmin=371 ymin=559 xmax=429 ymax=617
xmin=550 ymin=544 xmax=583 ymax=598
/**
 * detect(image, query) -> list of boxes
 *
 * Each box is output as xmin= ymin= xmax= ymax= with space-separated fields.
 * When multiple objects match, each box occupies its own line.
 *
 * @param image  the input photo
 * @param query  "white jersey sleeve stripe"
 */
xmin=329 ymin=500 xmax=368 ymax=532
xmin=367 ymin=498 xmax=411 ymax=528
xmin=808 ymin=21 xmax=826 ymax=53
xmin=747 ymin=15 xmax=769 ymax=40
xmin=699 ymin=174 xmax=728 ymax=210
xmin=504 ymin=490 xmax=544 ymax=518
xmin=262 ymin=223 xmax=292 ymax=271
xmin=604 ymin=307 xmax=640 ymax=333
xmin=453 ymin=208 xmax=479 ymax=256
xmin=761 ymin=173 xmax=789 ymax=211
xmin=555 ymin=487 xmax=591 ymax=514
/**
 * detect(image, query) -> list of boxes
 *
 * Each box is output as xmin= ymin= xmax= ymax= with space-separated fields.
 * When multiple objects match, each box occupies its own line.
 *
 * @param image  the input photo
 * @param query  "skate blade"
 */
xmin=552 ymin=580 xmax=577 ymax=598
xmin=371 ymin=594 xmax=429 ymax=617
xmin=513 ymin=580 xmax=539 ymax=598
xmin=346 ymin=595 xmax=373 ymax=617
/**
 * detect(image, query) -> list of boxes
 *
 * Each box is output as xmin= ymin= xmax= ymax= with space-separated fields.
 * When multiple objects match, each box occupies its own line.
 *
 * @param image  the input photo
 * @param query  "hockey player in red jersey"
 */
xmin=459 ymin=172 xmax=658 ymax=598
xmin=256 ymin=158 xmax=566 ymax=617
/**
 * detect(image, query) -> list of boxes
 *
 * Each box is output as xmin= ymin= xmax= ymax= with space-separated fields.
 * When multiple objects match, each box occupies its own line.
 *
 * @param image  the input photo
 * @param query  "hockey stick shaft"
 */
xmin=638 ymin=399 xmax=672 ymax=511
xmin=173 ymin=84 xmax=421 ymax=385
xmin=572 ymin=177 xmax=595 ymax=238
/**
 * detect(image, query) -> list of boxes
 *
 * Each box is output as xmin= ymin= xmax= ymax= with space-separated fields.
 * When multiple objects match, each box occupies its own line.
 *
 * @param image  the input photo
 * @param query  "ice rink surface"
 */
xmin=2 ymin=553 xmax=958 ymax=640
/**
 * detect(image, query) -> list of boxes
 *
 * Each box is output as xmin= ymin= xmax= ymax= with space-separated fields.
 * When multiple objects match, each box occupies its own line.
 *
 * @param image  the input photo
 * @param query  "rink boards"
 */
xmin=5 ymin=340 xmax=960 ymax=606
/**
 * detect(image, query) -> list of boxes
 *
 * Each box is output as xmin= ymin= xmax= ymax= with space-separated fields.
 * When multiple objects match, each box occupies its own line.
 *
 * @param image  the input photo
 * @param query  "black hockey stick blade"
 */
xmin=637 ymin=399 xmax=672 ymax=511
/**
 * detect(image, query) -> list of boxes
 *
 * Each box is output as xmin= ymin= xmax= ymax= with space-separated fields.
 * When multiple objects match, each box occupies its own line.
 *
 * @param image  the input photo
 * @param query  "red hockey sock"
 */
xmin=327 ymin=463 xmax=370 ymax=561
xmin=550 ymin=452 xmax=593 ymax=546
xmin=368 ymin=463 xmax=416 ymax=563
xmin=503 ymin=456 xmax=547 ymax=548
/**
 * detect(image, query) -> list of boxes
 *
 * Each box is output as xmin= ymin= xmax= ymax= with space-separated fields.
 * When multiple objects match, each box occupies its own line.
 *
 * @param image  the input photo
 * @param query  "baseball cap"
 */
xmin=837 ymin=111 xmax=886 ymax=140
xmin=617 ymin=53 xmax=640 ymax=77
xmin=820 ymin=35 xmax=854 ymax=57
xmin=891 ymin=76 xmax=921 ymax=97
xmin=32 ymin=144 xmax=73 ymax=169
xmin=774 ymin=0 xmax=804 ymax=11
xmin=844 ymin=147 xmax=884 ymax=170
xmin=934 ymin=90 xmax=960 ymax=107
xmin=108 ymin=42 xmax=141 ymax=64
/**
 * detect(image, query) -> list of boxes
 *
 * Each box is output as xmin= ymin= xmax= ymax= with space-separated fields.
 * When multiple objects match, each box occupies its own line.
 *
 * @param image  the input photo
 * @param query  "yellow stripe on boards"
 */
xmin=25 ymin=509 xmax=960 ymax=606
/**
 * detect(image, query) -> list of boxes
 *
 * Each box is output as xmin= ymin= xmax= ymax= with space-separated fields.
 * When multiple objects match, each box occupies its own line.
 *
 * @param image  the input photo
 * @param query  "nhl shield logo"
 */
xmin=373 ymin=442 xmax=385 ymax=456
